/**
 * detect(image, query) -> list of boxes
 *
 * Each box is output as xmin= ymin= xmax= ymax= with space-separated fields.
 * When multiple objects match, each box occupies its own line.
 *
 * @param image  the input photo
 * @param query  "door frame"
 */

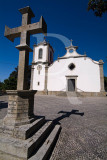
xmin=66 ymin=75 xmax=78 ymax=92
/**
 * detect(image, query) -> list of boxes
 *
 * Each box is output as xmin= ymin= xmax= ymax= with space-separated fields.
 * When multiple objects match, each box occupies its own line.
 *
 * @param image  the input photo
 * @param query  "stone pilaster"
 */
xmin=44 ymin=65 xmax=48 ymax=93
xmin=99 ymin=60 xmax=105 ymax=92
xmin=30 ymin=65 xmax=35 ymax=90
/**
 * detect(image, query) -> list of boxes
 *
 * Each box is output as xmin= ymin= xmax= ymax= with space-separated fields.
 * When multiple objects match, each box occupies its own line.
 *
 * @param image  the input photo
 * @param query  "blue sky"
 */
xmin=0 ymin=0 xmax=107 ymax=82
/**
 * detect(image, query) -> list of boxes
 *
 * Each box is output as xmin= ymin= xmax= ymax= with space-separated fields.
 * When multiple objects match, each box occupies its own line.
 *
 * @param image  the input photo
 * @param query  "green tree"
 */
xmin=2 ymin=65 xmax=31 ymax=90
xmin=104 ymin=76 xmax=107 ymax=91
xmin=3 ymin=67 xmax=18 ymax=90
xmin=0 ymin=81 xmax=4 ymax=90
xmin=88 ymin=0 xmax=107 ymax=17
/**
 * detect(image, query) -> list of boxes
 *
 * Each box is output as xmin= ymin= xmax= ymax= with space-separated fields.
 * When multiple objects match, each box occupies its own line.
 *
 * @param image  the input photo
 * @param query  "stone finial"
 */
xmin=99 ymin=59 xmax=104 ymax=64
xmin=70 ymin=39 xmax=73 ymax=46
xmin=84 ymin=52 xmax=87 ymax=56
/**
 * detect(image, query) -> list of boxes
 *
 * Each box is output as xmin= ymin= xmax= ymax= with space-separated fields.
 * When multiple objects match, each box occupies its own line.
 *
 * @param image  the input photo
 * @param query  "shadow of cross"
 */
xmin=4 ymin=6 xmax=47 ymax=90
xmin=53 ymin=110 xmax=84 ymax=124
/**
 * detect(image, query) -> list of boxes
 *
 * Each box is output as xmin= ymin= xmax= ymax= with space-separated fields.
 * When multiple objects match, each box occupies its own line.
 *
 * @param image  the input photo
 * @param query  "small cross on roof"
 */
xmin=70 ymin=39 xmax=73 ymax=46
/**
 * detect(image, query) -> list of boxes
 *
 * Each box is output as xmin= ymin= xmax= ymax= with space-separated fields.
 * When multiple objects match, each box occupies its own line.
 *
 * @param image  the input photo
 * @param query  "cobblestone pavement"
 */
xmin=0 ymin=95 xmax=107 ymax=160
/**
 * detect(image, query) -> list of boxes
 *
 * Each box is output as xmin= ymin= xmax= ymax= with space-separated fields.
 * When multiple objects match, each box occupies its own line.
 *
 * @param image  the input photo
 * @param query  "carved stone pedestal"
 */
xmin=0 ymin=90 xmax=37 ymax=137
xmin=3 ymin=90 xmax=36 ymax=127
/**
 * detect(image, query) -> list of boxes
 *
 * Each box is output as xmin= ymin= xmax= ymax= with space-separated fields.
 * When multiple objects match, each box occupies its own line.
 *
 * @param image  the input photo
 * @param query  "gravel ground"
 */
xmin=0 ymin=95 xmax=107 ymax=160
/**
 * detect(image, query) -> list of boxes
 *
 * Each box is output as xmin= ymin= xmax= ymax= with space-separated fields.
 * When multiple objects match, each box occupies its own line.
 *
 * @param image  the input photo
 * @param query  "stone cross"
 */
xmin=4 ymin=6 xmax=47 ymax=90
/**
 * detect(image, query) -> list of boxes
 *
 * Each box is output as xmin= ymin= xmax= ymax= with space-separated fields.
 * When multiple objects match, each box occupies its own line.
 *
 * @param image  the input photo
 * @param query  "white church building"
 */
xmin=30 ymin=40 xmax=105 ymax=96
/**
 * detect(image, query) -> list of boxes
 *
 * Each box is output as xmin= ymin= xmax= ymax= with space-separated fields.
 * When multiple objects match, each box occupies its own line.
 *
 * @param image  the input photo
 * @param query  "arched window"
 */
xmin=38 ymin=48 xmax=43 ymax=59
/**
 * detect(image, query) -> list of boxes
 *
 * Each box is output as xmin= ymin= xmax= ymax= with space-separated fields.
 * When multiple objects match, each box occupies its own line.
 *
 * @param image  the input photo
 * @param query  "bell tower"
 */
xmin=30 ymin=39 xmax=54 ymax=91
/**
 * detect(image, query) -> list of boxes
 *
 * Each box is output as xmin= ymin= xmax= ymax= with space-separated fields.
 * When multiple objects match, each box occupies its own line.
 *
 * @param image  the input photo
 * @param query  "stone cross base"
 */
xmin=0 ymin=90 xmax=61 ymax=160
xmin=3 ymin=90 xmax=36 ymax=127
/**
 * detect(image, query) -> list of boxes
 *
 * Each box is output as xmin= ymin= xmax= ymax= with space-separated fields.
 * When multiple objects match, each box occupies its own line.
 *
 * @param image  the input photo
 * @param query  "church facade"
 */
xmin=30 ymin=40 xmax=105 ymax=96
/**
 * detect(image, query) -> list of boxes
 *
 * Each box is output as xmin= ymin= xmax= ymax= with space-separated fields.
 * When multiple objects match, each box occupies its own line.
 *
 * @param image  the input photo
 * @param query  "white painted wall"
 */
xmin=32 ymin=44 xmax=101 ymax=92
xmin=47 ymin=56 xmax=101 ymax=92
xmin=32 ymin=43 xmax=54 ymax=91
xmin=32 ymin=64 xmax=46 ymax=91
xmin=32 ymin=45 xmax=47 ymax=91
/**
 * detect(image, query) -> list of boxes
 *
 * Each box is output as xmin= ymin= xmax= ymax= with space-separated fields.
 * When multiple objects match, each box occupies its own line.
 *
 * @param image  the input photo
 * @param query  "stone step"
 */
xmin=0 ymin=121 xmax=53 ymax=159
xmin=28 ymin=121 xmax=53 ymax=158
xmin=57 ymin=91 xmax=79 ymax=97
xmin=14 ymin=117 xmax=46 ymax=139
xmin=0 ymin=117 xmax=46 ymax=139
xmin=29 ymin=124 xmax=61 ymax=160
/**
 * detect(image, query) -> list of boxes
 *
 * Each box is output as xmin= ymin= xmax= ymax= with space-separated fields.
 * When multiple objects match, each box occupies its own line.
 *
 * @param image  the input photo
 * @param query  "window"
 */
xmin=38 ymin=82 xmax=40 ymax=85
xmin=69 ymin=49 xmax=73 ymax=53
xmin=68 ymin=63 xmax=75 ymax=70
xmin=38 ymin=48 xmax=43 ymax=59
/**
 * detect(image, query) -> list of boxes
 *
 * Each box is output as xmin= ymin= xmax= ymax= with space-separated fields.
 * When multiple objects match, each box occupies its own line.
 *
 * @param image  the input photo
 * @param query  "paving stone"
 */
xmin=0 ymin=95 xmax=107 ymax=160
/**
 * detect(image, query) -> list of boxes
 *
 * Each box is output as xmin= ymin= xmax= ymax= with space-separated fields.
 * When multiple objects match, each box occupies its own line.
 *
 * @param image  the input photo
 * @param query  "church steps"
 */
xmin=0 ymin=117 xmax=46 ymax=140
xmin=14 ymin=117 xmax=46 ymax=140
xmin=0 ymin=122 xmax=61 ymax=160
xmin=27 ymin=121 xmax=54 ymax=158
xmin=0 ymin=121 xmax=54 ymax=159
xmin=29 ymin=124 xmax=61 ymax=160
xmin=35 ymin=91 xmax=106 ymax=97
